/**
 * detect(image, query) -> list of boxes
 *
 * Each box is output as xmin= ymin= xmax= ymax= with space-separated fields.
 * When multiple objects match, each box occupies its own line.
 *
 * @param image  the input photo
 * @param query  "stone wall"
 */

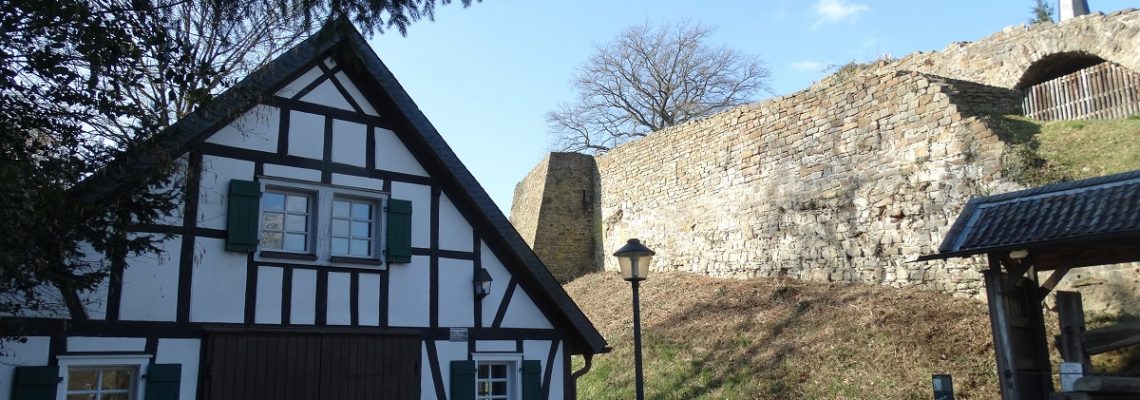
xmin=509 ymin=9 xmax=1140 ymax=303
xmin=510 ymin=153 xmax=601 ymax=282
xmin=592 ymin=71 xmax=1021 ymax=297
xmin=883 ymin=10 xmax=1140 ymax=89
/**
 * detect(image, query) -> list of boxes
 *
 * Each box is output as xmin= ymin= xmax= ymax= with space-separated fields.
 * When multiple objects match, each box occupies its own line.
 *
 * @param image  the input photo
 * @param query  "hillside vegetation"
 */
xmin=566 ymin=272 xmax=1000 ymax=400
xmin=997 ymin=115 xmax=1140 ymax=186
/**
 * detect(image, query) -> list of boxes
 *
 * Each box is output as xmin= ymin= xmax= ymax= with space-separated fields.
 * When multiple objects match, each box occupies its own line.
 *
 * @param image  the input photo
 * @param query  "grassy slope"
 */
xmin=564 ymin=118 xmax=1139 ymax=399
xmin=995 ymin=116 xmax=1140 ymax=186
xmin=566 ymin=272 xmax=999 ymax=400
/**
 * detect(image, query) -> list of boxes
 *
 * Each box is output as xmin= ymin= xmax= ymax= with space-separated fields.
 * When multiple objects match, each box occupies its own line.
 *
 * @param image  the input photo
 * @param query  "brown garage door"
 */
xmin=203 ymin=332 xmax=419 ymax=400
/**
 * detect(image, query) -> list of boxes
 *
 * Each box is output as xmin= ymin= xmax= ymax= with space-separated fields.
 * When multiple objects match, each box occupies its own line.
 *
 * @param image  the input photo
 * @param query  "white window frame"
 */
xmin=472 ymin=353 xmax=523 ymax=400
xmin=259 ymin=188 xmax=317 ymax=254
xmin=56 ymin=354 xmax=153 ymax=400
xmin=255 ymin=177 xmax=388 ymax=269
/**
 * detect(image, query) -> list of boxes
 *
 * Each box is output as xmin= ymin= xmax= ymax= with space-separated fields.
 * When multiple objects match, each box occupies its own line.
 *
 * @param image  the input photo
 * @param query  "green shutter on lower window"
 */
xmin=144 ymin=363 xmax=181 ymax=400
xmin=449 ymin=360 xmax=476 ymax=400
xmin=386 ymin=199 xmax=412 ymax=263
xmin=226 ymin=179 xmax=261 ymax=252
xmin=521 ymin=360 xmax=541 ymax=400
xmin=11 ymin=365 xmax=59 ymax=400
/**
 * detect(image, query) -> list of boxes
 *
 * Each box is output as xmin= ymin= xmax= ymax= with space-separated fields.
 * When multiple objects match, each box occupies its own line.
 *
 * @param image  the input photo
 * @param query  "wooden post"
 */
xmin=985 ymin=263 xmax=1021 ymax=400
xmin=1056 ymin=291 xmax=1091 ymax=371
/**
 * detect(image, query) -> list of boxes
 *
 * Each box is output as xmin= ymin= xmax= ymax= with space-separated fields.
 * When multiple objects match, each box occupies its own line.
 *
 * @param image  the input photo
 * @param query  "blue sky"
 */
xmin=370 ymin=0 xmax=1132 ymax=212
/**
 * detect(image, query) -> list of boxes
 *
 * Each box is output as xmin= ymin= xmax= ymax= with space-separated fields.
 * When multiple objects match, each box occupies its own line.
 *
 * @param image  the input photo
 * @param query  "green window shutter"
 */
xmin=386 ymin=199 xmax=413 ymax=263
xmin=521 ymin=360 xmax=541 ymax=400
xmin=449 ymin=360 xmax=476 ymax=400
xmin=226 ymin=179 xmax=261 ymax=252
xmin=144 ymin=363 xmax=181 ymax=400
xmin=11 ymin=365 xmax=59 ymax=400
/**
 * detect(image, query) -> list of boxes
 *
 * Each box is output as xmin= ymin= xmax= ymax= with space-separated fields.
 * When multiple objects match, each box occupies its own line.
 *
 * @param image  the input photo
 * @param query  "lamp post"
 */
xmin=614 ymin=238 xmax=654 ymax=400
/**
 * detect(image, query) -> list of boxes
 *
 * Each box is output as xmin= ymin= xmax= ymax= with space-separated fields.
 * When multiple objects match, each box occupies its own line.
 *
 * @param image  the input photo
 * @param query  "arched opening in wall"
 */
xmin=1018 ymin=52 xmax=1140 ymax=121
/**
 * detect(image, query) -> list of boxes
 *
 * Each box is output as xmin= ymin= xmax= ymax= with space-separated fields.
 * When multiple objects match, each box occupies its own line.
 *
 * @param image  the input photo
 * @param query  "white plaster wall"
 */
xmin=522 ymin=340 xmax=563 ymax=400
xmin=479 ymin=242 xmax=511 ymax=327
xmin=0 ymin=337 xmax=51 ymax=397
xmin=433 ymin=341 xmax=468 ymax=400
xmin=327 ymin=272 xmax=352 ymax=325
xmin=438 ymin=193 xmax=473 ymax=252
xmin=375 ymin=128 xmax=428 ymax=177
xmin=255 ymin=266 xmax=283 ymax=324
xmin=334 ymin=71 xmax=379 ymax=116
xmin=420 ymin=343 xmax=434 ymax=400
xmin=67 ymin=337 xmax=146 ymax=352
xmin=437 ymin=258 xmax=474 ymax=328
xmin=204 ymin=105 xmax=280 ymax=153
xmin=119 ymin=234 xmax=180 ymax=321
xmin=197 ymin=156 xmax=256 ymax=230
xmin=475 ymin=340 xmax=516 ymax=352
xmin=358 ymin=273 xmax=382 ymax=326
xmin=80 ymin=275 xmax=109 ymax=320
xmin=263 ymin=164 xmax=322 ymax=182
xmin=388 ymin=256 xmax=430 ymax=327
xmin=189 ymin=238 xmax=246 ymax=323
xmin=331 ymin=173 xmax=383 ymax=191
xmin=152 ymin=156 xmax=188 ymax=227
xmin=501 ymin=287 xmax=553 ymax=329
xmin=391 ymin=182 xmax=432 ymax=249
xmin=155 ymin=338 xmax=200 ymax=400
xmin=288 ymin=111 xmax=325 ymax=160
xmin=332 ymin=119 xmax=367 ymax=167
xmin=300 ymin=80 xmax=355 ymax=111
xmin=275 ymin=66 xmax=323 ymax=98
xmin=291 ymin=269 xmax=317 ymax=324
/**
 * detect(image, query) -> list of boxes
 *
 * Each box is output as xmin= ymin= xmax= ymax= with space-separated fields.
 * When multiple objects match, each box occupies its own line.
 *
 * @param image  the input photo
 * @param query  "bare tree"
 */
xmin=547 ymin=21 xmax=771 ymax=153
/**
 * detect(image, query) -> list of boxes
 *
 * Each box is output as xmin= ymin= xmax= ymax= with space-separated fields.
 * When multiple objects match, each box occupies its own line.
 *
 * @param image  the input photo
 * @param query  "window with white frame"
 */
xmin=331 ymin=197 xmax=376 ymax=258
xmin=257 ymin=178 xmax=385 ymax=265
xmin=472 ymin=353 xmax=521 ymax=400
xmin=476 ymin=361 xmax=512 ymax=400
xmin=261 ymin=190 xmax=313 ymax=253
xmin=57 ymin=355 xmax=152 ymax=400
xmin=65 ymin=365 xmax=136 ymax=400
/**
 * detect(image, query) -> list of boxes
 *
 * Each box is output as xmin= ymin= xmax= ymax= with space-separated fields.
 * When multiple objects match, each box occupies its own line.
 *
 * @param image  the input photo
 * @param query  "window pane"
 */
xmin=478 ymin=365 xmax=489 ymax=379
xmin=333 ymin=200 xmax=349 ymax=218
xmin=101 ymin=369 xmax=131 ymax=389
xmin=332 ymin=219 xmax=349 ymax=236
xmin=351 ymin=221 xmax=370 ymax=237
xmin=263 ymin=193 xmax=285 ymax=210
xmin=102 ymin=394 xmax=129 ymax=400
xmin=284 ymin=233 xmax=307 ymax=251
xmin=350 ymin=239 xmax=371 ymax=256
xmin=493 ymin=364 xmax=507 ymax=377
xmin=262 ymin=212 xmax=283 ymax=231
xmin=68 ymin=370 xmax=98 ymax=390
xmin=286 ymin=194 xmax=308 ymax=213
xmin=351 ymin=202 xmax=371 ymax=219
xmin=331 ymin=238 xmax=348 ymax=255
xmin=285 ymin=214 xmax=307 ymax=231
xmin=491 ymin=381 xmax=507 ymax=394
xmin=67 ymin=395 xmax=94 ymax=400
xmin=262 ymin=232 xmax=283 ymax=249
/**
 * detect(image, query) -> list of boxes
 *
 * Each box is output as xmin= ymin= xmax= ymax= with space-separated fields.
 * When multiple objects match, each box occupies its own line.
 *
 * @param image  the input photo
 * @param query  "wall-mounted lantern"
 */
xmin=474 ymin=268 xmax=493 ymax=299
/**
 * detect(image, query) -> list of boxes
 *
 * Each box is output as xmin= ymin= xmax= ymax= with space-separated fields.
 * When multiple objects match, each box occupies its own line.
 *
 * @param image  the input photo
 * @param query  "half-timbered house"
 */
xmin=1 ymin=20 xmax=607 ymax=400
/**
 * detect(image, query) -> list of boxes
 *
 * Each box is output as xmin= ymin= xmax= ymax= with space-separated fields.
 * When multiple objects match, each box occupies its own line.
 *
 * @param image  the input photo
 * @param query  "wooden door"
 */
xmin=204 ymin=332 xmax=419 ymax=400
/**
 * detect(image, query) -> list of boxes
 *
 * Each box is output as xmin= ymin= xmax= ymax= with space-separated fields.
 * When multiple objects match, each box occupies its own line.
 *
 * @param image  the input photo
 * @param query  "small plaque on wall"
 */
xmin=450 ymin=328 xmax=468 ymax=342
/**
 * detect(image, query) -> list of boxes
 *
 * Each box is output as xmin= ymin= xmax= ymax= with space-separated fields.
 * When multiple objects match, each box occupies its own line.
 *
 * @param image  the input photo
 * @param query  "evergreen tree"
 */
xmin=1031 ymin=0 xmax=1055 ymax=24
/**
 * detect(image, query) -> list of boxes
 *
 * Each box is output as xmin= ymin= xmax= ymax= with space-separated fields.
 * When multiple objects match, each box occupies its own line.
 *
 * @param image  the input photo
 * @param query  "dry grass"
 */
xmin=566 ymin=272 xmax=1000 ymax=399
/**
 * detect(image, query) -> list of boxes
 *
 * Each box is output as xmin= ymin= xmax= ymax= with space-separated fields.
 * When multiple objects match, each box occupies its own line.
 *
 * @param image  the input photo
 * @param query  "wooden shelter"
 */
xmin=919 ymin=169 xmax=1140 ymax=400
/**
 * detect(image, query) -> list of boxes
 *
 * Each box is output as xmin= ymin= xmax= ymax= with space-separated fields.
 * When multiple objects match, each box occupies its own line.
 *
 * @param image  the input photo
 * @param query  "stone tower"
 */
xmin=1059 ymin=0 xmax=1090 ymax=21
xmin=509 ymin=153 xmax=602 ymax=282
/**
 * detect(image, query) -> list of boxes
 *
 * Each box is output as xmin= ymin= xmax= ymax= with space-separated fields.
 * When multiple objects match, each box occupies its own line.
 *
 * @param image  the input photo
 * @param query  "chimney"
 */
xmin=1059 ymin=0 xmax=1090 ymax=21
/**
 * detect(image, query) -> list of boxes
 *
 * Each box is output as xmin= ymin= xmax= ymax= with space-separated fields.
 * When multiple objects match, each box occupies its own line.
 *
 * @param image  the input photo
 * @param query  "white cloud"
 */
xmin=812 ymin=0 xmax=870 ymax=30
xmin=791 ymin=60 xmax=827 ymax=72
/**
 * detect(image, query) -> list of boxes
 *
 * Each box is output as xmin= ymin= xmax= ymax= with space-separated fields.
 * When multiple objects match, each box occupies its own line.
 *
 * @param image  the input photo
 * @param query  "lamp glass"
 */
xmin=614 ymin=238 xmax=655 ymax=281
xmin=474 ymin=268 xmax=493 ymax=298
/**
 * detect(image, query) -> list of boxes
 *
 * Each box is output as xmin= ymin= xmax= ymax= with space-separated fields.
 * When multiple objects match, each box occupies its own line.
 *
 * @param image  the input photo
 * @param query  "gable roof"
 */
xmin=74 ymin=20 xmax=608 ymax=355
xmin=918 ymin=169 xmax=1140 ymax=263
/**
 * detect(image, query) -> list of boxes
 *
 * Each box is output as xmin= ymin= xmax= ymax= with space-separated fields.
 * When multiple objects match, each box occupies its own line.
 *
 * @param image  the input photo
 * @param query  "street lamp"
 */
xmin=613 ymin=238 xmax=654 ymax=400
